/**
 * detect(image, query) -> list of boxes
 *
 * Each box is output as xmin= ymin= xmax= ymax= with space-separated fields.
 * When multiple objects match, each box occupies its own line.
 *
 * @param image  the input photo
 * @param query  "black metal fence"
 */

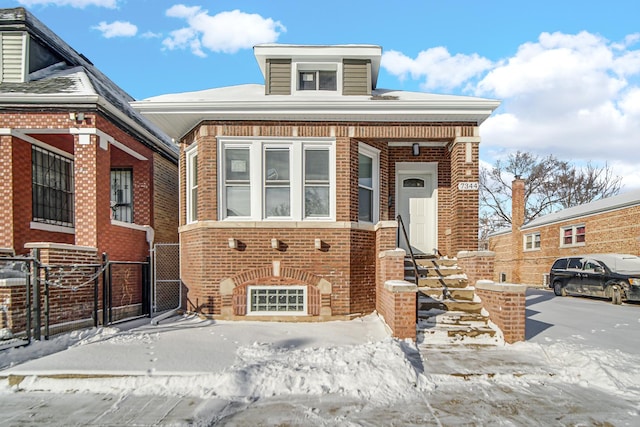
xmin=0 ymin=253 xmax=150 ymax=350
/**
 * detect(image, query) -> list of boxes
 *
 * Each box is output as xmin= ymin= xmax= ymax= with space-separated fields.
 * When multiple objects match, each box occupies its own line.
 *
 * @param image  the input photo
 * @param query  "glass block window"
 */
xmin=32 ymin=146 xmax=74 ymax=227
xmin=248 ymin=286 xmax=307 ymax=315
xmin=111 ymin=168 xmax=133 ymax=223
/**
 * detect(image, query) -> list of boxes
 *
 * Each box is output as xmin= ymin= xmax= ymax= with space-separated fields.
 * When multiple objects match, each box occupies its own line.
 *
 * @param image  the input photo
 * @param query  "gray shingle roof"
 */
xmin=0 ymin=7 xmax=177 ymax=158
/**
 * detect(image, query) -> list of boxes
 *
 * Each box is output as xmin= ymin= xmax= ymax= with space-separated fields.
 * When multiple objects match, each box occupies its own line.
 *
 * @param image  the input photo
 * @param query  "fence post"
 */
xmin=142 ymin=255 xmax=151 ymax=316
xmin=93 ymin=265 xmax=99 ymax=328
xmin=102 ymin=253 xmax=109 ymax=326
xmin=25 ymin=259 xmax=32 ymax=344
xmin=32 ymin=248 xmax=41 ymax=341
xmin=44 ymin=267 xmax=50 ymax=340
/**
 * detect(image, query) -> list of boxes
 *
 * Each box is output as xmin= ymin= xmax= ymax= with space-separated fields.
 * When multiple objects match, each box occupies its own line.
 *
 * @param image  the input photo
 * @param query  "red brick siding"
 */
xmin=490 ymin=204 xmax=640 ymax=286
xmin=153 ymin=153 xmax=179 ymax=243
xmin=475 ymin=286 xmax=526 ymax=343
xmin=457 ymin=251 xmax=495 ymax=286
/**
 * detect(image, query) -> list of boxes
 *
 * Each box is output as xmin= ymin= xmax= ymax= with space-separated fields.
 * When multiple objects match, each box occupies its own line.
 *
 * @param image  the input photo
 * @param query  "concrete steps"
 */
xmin=405 ymin=255 xmax=500 ymax=345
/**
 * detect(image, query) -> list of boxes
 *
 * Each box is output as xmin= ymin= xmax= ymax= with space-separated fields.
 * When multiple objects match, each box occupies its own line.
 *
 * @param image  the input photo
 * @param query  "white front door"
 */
xmin=396 ymin=165 xmax=437 ymax=255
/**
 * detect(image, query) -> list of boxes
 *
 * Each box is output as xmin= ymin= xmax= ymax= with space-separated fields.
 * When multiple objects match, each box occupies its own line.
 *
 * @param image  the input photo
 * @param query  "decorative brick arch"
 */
xmin=226 ymin=267 xmax=329 ymax=316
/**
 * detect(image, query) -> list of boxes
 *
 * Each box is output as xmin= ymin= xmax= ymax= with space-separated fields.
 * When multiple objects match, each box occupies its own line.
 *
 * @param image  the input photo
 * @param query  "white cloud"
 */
xmin=162 ymin=6 xmax=286 ymax=56
xmin=385 ymin=31 xmax=640 ymax=191
xmin=18 ymin=0 xmax=118 ymax=8
xmin=381 ymin=47 xmax=493 ymax=91
xmin=92 ymin=21 xmax=138 ymax=38
xmin=141 ymin=31 xmax=163 ymax=39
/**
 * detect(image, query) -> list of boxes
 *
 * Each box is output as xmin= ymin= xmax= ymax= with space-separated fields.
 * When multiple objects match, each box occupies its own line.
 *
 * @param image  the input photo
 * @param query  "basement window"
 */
xmin=247 ymin=286 xmax=307 ymax=315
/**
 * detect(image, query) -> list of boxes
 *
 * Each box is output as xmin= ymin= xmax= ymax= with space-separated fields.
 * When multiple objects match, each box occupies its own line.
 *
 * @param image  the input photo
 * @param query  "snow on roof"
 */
xmin=134 ymin=84 xmax=500 ymax=140
xmin=522 ymin=188 xmax=640 ymax=230
xmin=0 ymin=7 xmax=177 ymax=158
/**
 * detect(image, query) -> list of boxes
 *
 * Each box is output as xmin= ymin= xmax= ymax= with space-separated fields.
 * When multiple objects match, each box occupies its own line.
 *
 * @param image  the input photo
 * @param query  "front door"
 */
xmin=396 ymin=167 xmax=436 ymax=256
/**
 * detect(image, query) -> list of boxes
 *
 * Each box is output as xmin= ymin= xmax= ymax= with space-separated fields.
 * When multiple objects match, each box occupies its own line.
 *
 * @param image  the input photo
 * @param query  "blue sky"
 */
xmin=10 ymin=0 xmax=640 ymax=190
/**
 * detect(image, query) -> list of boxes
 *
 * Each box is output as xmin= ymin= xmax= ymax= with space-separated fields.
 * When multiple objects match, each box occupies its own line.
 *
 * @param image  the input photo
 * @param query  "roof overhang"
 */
xmin=0 ymin=93 xmax=178 ymax=159
xmin=132 ymin=98 xmax=500 ymax=141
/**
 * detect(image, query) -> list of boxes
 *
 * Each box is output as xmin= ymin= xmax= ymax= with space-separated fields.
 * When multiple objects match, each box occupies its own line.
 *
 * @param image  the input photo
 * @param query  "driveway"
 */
xmin=526 ymin=287 xmax=640 ymax=354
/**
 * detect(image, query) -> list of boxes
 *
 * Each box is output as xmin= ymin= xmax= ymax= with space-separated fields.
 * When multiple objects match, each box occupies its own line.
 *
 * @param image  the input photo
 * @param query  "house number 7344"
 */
xmin=457 ymin=182 xmax=479 ymax=191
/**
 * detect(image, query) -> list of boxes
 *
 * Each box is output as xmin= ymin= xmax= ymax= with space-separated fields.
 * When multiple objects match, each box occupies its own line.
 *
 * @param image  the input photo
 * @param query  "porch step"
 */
xmin=417 ymin=309 xmax=498 ymax=343
xmin=415 ymin=258 xmax=458 ymax=268
xmin=418 ymin=296 xmax=483 ymax=314
xmin=404 ymin=265 xmax=464 ymax=277
xmin=418 ymin=287 xmax=475 ymax=301
xmin=416 ymin=276 xmax=469 ymax=288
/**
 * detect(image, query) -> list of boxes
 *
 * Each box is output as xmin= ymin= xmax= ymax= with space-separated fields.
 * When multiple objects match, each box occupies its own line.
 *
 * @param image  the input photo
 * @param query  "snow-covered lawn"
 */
xmin=0 ymin=292 xmax=639 ymax=425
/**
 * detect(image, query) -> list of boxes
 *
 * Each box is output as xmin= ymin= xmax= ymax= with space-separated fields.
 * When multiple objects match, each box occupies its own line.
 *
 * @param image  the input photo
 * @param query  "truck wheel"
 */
xmin=611 ymin=287 xmax=622 ymax=305
xmin=553 ymin=282 xmax=566 ymax=297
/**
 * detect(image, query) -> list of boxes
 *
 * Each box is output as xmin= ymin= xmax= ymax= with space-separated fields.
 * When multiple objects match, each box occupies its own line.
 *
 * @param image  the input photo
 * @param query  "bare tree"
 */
xmin=480 ymin=151 xmax=622 ymax=235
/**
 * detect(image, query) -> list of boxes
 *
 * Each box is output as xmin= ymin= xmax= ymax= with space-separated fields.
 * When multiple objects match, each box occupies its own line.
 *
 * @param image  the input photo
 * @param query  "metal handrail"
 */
xmin=396 ymin=215 xmax=420 ymax=285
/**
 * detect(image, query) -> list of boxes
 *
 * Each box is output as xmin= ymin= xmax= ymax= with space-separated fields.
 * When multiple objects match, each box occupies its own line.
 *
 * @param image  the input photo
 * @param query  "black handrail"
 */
xmin=396 ymin=215 xmax=420 ymax=285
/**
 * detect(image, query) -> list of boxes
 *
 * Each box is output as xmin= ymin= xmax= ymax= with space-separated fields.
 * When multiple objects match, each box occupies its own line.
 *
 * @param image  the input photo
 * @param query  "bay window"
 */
xmin=219 ymin=138 xmax=335 ymax=221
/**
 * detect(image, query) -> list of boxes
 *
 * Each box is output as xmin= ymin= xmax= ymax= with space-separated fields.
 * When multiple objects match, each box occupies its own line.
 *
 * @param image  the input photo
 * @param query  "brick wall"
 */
xmin=376 ymin=249 xmax=417 ymax=340
xmin=0 ymin=110 xmax=176 ymax=261
xmin=0 ymin=279 xmax=28 ymax=333
xmin=457 ymin=250 xmax=495 ymax=286
xmin=475 ymin=281 xmax=526 ymax=343
xmin=177 ymin=120 xmax=480 ymax=321
xmin=490 ymin=204 xmax=640 ymax=286
xmin=153 ymin=153 xmax=179 ymax=243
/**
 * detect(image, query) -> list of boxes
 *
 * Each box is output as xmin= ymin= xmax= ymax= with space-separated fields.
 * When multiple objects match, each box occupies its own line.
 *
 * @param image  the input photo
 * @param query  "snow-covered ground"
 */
xmin=0 ymin=289 xmax=639 ymax=426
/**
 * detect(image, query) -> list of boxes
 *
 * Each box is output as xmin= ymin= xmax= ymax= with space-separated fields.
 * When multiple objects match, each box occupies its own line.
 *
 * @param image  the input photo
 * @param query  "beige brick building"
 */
xmin=133 ymin=44 xmax=500 ymax=321
xmin=490 ymin=179 xmax=640 ymax=286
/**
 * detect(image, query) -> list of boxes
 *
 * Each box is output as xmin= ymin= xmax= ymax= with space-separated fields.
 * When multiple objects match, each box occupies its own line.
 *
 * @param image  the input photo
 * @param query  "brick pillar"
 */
xmin=457 ymin=250 xmax=495 ymax=286
xmin=0 ymin=135 xmax=14 ymax=249
xmin=475 ymin=281 xmax=526 ymax=343
xmin=511 ymin=178 xmax=525 ymax=283
xmin=377 ymin=249 xmax=417 ymax=340
xmin=74 ymin=134 xmax=110 ymax=248
xmin=449 ymin=135 xmax=480 ymax=253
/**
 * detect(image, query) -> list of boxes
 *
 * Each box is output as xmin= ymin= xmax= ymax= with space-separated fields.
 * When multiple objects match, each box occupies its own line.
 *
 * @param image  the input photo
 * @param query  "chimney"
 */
xmin=511 ymin=177 xmax=525 ymax=231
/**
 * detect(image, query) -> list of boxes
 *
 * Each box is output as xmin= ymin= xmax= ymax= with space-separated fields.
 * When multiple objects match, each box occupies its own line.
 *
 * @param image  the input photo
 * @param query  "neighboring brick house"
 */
xmin=133 ymin=43 xmax=499 ymax=320
xmin=490 ymin=178 xmax=640 ymax=286
xmin=0 ymin=7 xmax=178 ymax=261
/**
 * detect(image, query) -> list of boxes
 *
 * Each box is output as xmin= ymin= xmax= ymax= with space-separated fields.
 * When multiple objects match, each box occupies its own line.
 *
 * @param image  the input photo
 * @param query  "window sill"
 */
xmin=30 ymin=222 xmax=75 ymax=235
xmin=524 ymin=247 xmax=541 ymax=252
xmin=560 ymin=242 xmax=586 ymax=249
xmin=111 ymin=220 xmax=150 ymax=232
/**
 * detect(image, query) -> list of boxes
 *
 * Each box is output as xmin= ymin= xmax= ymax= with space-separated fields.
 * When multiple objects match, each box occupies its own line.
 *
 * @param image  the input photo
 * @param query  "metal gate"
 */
xmin=152 ymin=243 xmax=181 ymax=320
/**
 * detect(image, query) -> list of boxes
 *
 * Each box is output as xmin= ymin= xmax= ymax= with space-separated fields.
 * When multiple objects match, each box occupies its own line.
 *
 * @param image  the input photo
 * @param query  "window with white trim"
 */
xmin=186 ymin=146 xmax=198 ymax=223
xmin=295 ymin=63 xmax=339 ymax=93
xmin=560 ymin=224 xmax=585 ymax=247
xmin=32 ymin=146 xmax=74 ymax=227
xmin=524 ymin=232 xmax=541 ymax=251
xmin=358 ymin=143 xmax=379 ymax=223
xmin=247 ymin=286 xmax=307 ymax=315
xmin=219 ymin=138 xmax=335 ymax=221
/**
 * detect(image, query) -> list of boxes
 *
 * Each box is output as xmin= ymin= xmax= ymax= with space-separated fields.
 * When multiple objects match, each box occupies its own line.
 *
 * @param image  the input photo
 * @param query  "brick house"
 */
xmin=133 ymin=44 xmax=499 ymax=321
xmin=489 ymin=178 xmax=640 ymax=286
xmin=0 ymin=8 xmax=178 ymax=266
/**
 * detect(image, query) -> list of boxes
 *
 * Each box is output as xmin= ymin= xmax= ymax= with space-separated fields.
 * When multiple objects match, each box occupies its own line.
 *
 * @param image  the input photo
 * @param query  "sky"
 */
xmin=8 ymin=0 xmax=640 ymax=190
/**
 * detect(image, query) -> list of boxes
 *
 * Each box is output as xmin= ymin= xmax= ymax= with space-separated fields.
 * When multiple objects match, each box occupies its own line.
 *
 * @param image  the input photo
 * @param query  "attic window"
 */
xmin=299 ymin=70 xmax=337 ymax=91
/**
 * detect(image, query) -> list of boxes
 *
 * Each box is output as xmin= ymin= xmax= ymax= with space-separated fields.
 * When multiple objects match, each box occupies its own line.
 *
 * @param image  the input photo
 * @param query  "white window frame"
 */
xmin=185 ymin=144 xmax=198 ymax=224
xmin=523 ymin=232 xmax=541 ymax=251
xmin=293 ymin=62 xmax=341 ymax=95
xmin=560 ymin=224 xmax=586 ymax=248
xmin=247 ymin=285 xmax=308 ymax=316
xmin=218 ymin=137 xmax=336 ymax=221
xmin=358 ymin=142 xmax=380 ymax=224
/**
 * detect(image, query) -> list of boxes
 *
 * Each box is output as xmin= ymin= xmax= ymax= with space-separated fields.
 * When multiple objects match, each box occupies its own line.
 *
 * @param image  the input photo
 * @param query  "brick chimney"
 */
xmin=511 ymin=177 xmax=525 ymax=231
xmin=511 ymin=177 xmax=525 ymax=283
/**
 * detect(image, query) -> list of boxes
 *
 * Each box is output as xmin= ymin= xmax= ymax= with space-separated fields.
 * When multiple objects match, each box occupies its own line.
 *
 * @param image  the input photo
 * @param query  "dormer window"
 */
xmin=299 ymin=70 xmax=337 ymax=91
